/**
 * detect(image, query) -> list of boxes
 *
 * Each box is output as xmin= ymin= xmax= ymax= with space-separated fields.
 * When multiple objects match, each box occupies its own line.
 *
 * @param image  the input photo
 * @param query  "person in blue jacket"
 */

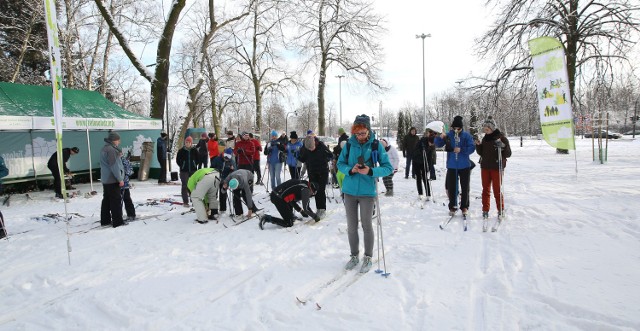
xmin=434 ymin=115 xmax=476 ymax=216
xmin=264 ymin=130 xmax=285 ymax=189
xmin=337 ymin=114 xmax=393 ymax=273
xmin=286 ymin=131 xmax=303 ymax=179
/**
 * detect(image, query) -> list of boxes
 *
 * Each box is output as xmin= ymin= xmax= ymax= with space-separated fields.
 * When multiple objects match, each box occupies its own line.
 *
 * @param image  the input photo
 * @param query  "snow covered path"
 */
xmin=1 ymin=138 xmax=639 ymax=330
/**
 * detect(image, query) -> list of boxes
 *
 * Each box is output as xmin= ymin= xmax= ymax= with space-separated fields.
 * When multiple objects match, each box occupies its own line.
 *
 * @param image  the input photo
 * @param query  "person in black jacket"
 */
xmin=157 ymin=132 xmax=168 ymax=183
xmin=47 ymin=147 xmax=79 ymax=199
xmin=402 ymin=127 xmax=419 ymax=179
xmin=195 ymin=133 xmax=209 ymax=169
xmin=176 ymin=136 xmax=199 ymax=207
xmin=259 ymin=179 xmax=320 ymax=229
xmin=297 ymin=136 xmax=332 ymax=218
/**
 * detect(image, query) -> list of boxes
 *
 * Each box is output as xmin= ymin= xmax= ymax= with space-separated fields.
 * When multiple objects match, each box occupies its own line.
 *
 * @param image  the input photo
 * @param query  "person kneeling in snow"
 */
xmin=187 ymin=168 xmax=221 ymax=224
xmin=259 ymin=179 xmax=320 ymax=230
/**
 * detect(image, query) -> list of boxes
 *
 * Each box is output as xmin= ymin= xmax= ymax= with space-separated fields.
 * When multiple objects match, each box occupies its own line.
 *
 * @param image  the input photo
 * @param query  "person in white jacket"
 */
xmin=380 ymin=139 xmax=399 ymax=196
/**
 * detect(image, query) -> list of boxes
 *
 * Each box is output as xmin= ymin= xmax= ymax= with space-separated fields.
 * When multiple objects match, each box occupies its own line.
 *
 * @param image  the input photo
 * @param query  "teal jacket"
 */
xmin=337 ymin=135 xmax=393 ymax=197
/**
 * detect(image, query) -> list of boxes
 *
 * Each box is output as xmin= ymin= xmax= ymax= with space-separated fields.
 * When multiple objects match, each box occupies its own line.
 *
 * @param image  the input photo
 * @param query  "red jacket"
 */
xmin=207 ymin=139 xmax=219 ymax=159
xmin=251 ymin=138 xmax=262 ymax=160
xmin=234 ymin=139 xmax=256 ymax=166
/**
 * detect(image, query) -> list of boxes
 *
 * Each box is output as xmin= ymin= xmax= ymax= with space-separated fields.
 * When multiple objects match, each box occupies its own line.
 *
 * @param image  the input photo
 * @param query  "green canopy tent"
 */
xmin=0 ymin=82 xmax=162 ymax=189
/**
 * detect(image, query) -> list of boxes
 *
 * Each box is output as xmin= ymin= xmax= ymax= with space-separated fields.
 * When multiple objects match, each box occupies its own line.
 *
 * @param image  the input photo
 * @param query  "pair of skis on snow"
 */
xmin=439 ymin=211 xmax=504 ymax=232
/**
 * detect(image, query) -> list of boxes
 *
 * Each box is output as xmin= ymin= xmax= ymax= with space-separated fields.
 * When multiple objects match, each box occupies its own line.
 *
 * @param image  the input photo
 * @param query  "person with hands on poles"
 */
xmin=475 ymin=116 xmax=512 ymax=230
xmin=298 ymin=134 xmax=333 ymax=219
xmin=259 ymin=179 xmax=320 ymax=230
xmin=337 ymin=114 xmax=393 ymax=273
xmin=222 ymin=169 xmax=259 ymax=219
xmin=234 ymin=132 xmax=256 ymax=172
xmin=434 ymin=116 xmax=476 ymax=217
xmin=176 ymin=136 xmax=198 ymax=207
xmin=264 ymin=130 xmax=285 ymax=189
xmin=286 ymin=131 xmax=303 ymax=180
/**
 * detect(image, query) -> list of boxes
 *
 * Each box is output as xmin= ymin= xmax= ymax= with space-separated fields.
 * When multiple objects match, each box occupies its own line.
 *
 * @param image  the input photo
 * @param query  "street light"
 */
xmin=336 ymin=75 xmax=344 ymax=125
xmin=416 ymin=33 xmax=431 ymax=129
xmin=286 ymin=111 xmax=298 ymax=136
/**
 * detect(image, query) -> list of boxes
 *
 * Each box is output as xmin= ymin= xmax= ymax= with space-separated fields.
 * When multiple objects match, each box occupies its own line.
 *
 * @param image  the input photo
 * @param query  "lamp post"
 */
xmin=336 ymin=75 xmax=344 ymax=126
xmin=416 ymin=33 xmax=431 ymax=129
xmin=286 ymin=111 xmax=298 ymax=136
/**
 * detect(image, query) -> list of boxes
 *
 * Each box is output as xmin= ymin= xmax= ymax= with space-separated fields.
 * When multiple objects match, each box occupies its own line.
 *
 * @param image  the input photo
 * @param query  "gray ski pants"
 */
xmin=344 ymin=194 xmax=375 ymax=257
xmin=192 ymin=172 xmax=220 ymax=222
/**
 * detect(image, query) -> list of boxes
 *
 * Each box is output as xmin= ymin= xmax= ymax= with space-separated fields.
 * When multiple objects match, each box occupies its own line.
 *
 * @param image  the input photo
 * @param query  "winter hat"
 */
xmin=226 ymin=130 xmax=234 ymax=136
xmin=353 ymin=114 xmax=371 ymax=131
xmin=201 ymin=133 xmax=208 ymax=139
xmin=290 ymin=131 xmax=298 ymax=139
xmin=271 ymin=130 xmax=278 ymax=137
xmin=71 ymin=147 xmax=80 ymax=154
xmin=208 ymin=133 xmax=215 ymax=138
xmin=223 ymin=148 xmax=233 ymax=159
xmin=338 ymin=128 xmax=345 ymax=135
xmin=304 ymin=136 xmax=316 ymax=150
xmin=306 ymin=130 xmax=314 ymax=136
xmin=482 ymin=116 xmax=497 ymax=131
xmin=228 ymin=178 xmax=239 ymax=190
xmin=161 ymin=132 xmax=168 ymax=138
xmin=380 ymin=139 xmax=389 ymax=148
xmin=451 ymin=116 xmax=464 ymax=129
xmin=185 ymin=136 xmax=193 ymax=144
xmin=107 ymin=131 xmax=121 ymax=142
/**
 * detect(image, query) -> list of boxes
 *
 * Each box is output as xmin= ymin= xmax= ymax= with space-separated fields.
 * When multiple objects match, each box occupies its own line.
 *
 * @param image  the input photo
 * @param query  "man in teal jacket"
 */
xmin=337 ymin=114 xmax=393 ymax=273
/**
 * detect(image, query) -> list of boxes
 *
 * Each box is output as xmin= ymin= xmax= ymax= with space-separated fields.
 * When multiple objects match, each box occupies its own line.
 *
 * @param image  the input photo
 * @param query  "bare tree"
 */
xmin=293 ymin=0 xmax=387 ymax=135
xmin=474 ymin=0 xmax=639 ymax=105
xmin=233 ymin=0 xmax=300 ymax=136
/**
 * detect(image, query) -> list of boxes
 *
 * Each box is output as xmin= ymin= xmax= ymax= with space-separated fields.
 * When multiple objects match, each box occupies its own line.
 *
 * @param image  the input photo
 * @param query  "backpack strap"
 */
xmin=345 ymin=140 xmax=379 ymax=166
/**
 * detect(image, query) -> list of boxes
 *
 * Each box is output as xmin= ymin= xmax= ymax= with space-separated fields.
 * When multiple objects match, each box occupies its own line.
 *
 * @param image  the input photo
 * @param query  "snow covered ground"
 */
xmin=1 ymin=136 xmax=639 ymax=330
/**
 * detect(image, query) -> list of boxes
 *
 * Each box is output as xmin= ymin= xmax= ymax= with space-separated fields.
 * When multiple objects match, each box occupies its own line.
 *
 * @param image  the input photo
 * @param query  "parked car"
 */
xmin=584 ymin=130 xmax=621 ymax=139
xmin=316 ymin=136 xmax=338 ymax=150
xmin=624 ymin=129 xmax=640 ymax=135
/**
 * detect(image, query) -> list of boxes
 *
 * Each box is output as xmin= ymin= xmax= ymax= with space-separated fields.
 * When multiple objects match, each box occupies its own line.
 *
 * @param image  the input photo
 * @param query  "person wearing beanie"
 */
xmin=259 ymin=179 xmax=320 ymax=230
xmin=434 ymin=115 xmax=476 ymax=217
xmin=264 ymin=129 xmax=286 ymax=189
xmin=222 ymin=169 xmax=259 ymax=218
xmin=157 ymin=132 xmax=169 ymax=183
xmin=176 ymin=136 xmax=199 ymax=207
xmin=100 ymin=132 xmax=126 ymax=227
xmin=286 ymin=131 xmax=303 ymax=179
xmin=298 ymin=133 xmax=332 ymax=219
xmin=211 ymin=147 xmax=237 ymax=214
xmin=247 ymin=133 xmax=263 ymax=185
xmin=475 ymin=116 xmax=512 ymax=228
xmin=337 ymin=114 xmax=393 ymax=273
xmin=306 ymin=129 xmax=314 ymax=136
xmin=47 ymin=147 xmax=80 ymax=199
xmin=402 ymin=127 xmax=419 ymax=179
xmin=338 ymin=127 xmax=349 ymax=145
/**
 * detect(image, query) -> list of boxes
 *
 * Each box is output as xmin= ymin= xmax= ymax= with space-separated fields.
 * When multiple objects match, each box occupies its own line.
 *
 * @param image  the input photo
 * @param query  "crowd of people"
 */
xmin=2 ymin=113 xmax=511 ymax=273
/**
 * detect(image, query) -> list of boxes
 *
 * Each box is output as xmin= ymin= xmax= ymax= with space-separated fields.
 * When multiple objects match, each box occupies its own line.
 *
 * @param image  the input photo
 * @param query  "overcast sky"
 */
xmin=321 ymin=1 xmax=495 ymax=125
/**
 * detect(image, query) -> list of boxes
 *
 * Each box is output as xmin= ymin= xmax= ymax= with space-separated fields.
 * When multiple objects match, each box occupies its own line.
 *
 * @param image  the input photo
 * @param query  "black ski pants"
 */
xmin=232 ymin=188 xmax=258 ymax=215
xmin=122 ymin=188 xmax=136 ymax=218
xmin=101 ymin=183 xmax=124 ymax=227
xmin=308 ymin=171 xmax=327 ymax=210
xmin=48 ymin=165 xmax=62 ymax=196
xmin=444 ymin=167 xmax=471 ymax=211
xmin=266 ymin=192 xmax=295 ymax=227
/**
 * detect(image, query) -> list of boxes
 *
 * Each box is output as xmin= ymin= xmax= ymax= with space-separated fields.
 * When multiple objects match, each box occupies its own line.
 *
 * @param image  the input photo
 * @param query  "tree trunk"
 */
xmin=10 ymin=14 xmax=37 ymax=82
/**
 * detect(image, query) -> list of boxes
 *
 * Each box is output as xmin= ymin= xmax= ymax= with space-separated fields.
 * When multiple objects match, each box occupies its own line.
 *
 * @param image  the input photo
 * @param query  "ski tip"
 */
xmin=381 ymin=273 xmax=391 ymax=278
xmin=439 ymin=225 xmax=444 ymax=230
xmin=315 ymin=303 xmax=322 ymax=310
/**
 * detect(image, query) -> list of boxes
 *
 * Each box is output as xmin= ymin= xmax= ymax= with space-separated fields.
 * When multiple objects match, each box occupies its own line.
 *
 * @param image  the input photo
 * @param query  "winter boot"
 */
xmin=359 ymin=256 xmax=373 ymax=273
xmin=384 ymin=190 xmax=393 ymax=197
xmin=196 ymin=219 xmax=208 ymax=224
xmin=344 ymin=255 xmax=359 ymax=270
xmin=259 ymin=215 xmax=272 ymax=230
xmin=316 ymin=209 xmax=326 ymax=219
xmin=482 ymin=211 xmax=489 ymax=219
xmin=449 ymin=208 xmax=457 ymax=216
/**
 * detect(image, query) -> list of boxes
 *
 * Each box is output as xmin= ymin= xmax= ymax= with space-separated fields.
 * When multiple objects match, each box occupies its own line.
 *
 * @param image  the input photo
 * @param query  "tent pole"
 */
xmin=86 ymin=126 xmax=95 ymax=192
xmin=29 ymin=129 xmax=37 ymax=182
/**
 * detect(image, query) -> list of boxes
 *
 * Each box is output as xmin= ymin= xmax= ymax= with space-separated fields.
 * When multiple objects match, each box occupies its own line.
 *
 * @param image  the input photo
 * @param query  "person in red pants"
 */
xmin=475 ymin=116 xmax=512 ymax=219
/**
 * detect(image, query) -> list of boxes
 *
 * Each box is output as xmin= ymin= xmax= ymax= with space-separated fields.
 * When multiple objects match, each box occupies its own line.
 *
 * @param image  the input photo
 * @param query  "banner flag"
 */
xmin=528 ymin=36 xmax=575 ymax=150
xmin=43 ymin=0 xmax=67 ymax=197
